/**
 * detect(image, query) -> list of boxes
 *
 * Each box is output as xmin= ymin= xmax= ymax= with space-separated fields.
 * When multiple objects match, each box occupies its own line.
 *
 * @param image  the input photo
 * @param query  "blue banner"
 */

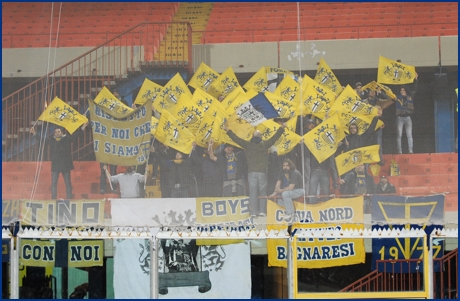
xmin=371 ymin=195 xmax=445 ymax=273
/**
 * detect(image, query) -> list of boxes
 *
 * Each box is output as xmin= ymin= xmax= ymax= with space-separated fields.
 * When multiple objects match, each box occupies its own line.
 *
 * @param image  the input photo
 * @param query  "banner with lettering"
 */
xmin=68 ymin=240 xmax=103 ymax=268
xmin=2 ymin=239 xmax=10 ymax=262
xmin=89 ymin=99 xmax=152 ymax=166
xmin=266 ymin=197 xmax=365 ymax=268
xmin=20 ymin=200 xmax=106 ymax=227
xmin=20 ymin=239 xmax=55 ymax=268
xmin=2 ymin=199 xmax=21 ymax=225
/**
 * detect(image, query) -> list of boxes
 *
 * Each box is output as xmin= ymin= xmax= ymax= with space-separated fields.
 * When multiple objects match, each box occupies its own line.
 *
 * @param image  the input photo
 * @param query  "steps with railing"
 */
xmin=2 ymin=22 xmax=192 ymax=162
xmin=340 ymin=248 xmax=458 ymax=298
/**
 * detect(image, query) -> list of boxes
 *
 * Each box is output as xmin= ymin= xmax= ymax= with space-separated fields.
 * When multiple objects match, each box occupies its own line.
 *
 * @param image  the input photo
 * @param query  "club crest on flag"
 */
xmin=377 ymin=56 xmax=416 ymax=85
xmin=313 ymin=123 xmax=341 ymax=150
xmin=335 ymin=145 xmax=381 ymax=176
xmin=99 ymin=97 xmax=131 ymax=115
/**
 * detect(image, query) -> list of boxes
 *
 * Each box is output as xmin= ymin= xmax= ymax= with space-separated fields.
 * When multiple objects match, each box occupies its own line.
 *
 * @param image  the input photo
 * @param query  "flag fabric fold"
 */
xmin=330 ymin=85 xmax=379 ymax=116
xmin=93 ymin=87 xmax=133 ymax=119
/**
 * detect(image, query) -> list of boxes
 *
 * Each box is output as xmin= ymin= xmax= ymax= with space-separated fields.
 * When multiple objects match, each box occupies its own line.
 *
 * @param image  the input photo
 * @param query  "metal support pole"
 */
xmin=428 ymin=234 xmax=434 ymax=299
xmin=11 ymin=237 xmax=19 ymax=299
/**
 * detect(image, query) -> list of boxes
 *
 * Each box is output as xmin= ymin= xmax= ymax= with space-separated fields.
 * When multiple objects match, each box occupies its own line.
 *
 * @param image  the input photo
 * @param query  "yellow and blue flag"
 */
xmin=235 ymin=92 xmax=280 ymax=126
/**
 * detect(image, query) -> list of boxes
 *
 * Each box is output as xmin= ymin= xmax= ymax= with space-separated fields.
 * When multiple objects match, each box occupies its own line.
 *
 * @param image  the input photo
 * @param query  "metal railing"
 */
xmin=2 ymin=22 xmax=192 ymax=162
xmin=340 ymin=248 xmax=458 ymax=298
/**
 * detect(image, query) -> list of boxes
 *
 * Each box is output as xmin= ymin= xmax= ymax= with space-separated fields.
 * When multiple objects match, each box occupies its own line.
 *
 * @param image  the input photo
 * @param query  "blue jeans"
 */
xmin=309 ymin=169 xmax=330 ymax=203
xmin=278 ymin=189 xmax=305 ymax=215
xmin=396 ymin=116 xmax=413 ymax=153
xmin=248 ymin=172 xmax=268 ymax=216
xmin=51 ymin=171 xmax=72 ymax=199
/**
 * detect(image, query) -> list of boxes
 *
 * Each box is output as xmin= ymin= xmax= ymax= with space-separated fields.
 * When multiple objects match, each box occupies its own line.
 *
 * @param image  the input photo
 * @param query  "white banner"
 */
xmin=113 ymin=238 xmax=151 ymax=299
xmin=110 ymin=198 xmax=196 ymax=227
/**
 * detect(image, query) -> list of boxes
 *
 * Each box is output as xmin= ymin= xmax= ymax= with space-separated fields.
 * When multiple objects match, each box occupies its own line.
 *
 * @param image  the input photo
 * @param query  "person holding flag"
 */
xmin=223 ymin=122 xmax=286 ymax=217
xmin=30 ymin=122 xmax=88 ymax=199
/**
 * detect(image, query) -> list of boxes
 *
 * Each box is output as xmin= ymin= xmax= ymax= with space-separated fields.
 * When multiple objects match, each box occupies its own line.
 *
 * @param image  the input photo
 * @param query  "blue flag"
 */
xmin=235 ymin=93 xmax=279 ymax=126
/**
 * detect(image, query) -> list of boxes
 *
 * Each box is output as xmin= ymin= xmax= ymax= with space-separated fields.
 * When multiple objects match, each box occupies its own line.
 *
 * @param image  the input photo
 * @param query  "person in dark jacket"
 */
xmin=194 ymin=143 xmax=223 ymax=197
xmin=339 ymin=115 xmax=379 ymax=153
xmin=209 ymin=141 xmax=247 ymax=197
xmin=30 ymin=123 xmax=88 ymax=199
xmin=224 ymin=123 xmax=285 ymax=217
xmin=339 ymin=164 xmax=375 ymax=213
xmin=375 ymin=174 xmax=396 ymax=194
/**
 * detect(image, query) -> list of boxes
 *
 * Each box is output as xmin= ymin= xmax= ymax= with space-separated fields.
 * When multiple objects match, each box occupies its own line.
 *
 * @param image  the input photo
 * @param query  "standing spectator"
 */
xmin=30 ymin=123 xmax=88 ymax=199
xmin=295 ymin=118 xmax=317 ymax=195
xmin=363 ymin=89 xmax=389 ymax=106
xmin=208 ymin=141 xmax=247 ymax=197
xmin=395 ymin=73 xmax=418 ymax=154
xmin=224 ymin=123 xmax=285 ymax=217
xmin=99 ymin=163 xmax=117 ymax=194
xmin=103 ymin=165 xmax=145 ymax=198
xmin=308 ymin=152 xmax=339 ymax=204
xmin=373 ymin=105 xmax=385 ymax=166
xmin=339 ymin=164 xmax=374 ymax=212
xmin=355 ymin=82 xmax=368 ymax=100
xmin=195 ymin=142 xmax=223 ymax=197
xmin=269 ymin=159 xmax=304 ymax=223
xmin=375 ymin=174 xmax=396 ymax=194
xmin=151 ymin=143 xmax=175 ymax=198
xmin=339 ymin=116 xmax=379 ymax=153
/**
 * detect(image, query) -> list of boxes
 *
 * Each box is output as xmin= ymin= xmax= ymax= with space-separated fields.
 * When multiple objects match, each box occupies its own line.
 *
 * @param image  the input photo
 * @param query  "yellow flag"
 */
xmin=304 ymin=113 xmax=345 ymax=163
xmin=338 ymin=112 xmax=383 ymax=135
xmin=220 ymin=85 xmax=246 ymax=110
xmin=195 ymin=113 xmax=220 ymax=148
xmin=330 ymin=85 xmax=379 ymax=116
xmin=362 ymin=81 xmax=397 ymax=100
xmin=243 ymin=66 xmax=269 ymax=92
xmin=273 ymin=130 xmax=301 ymax=156
xmin=207 ymin=66 xmax=240 ymax=98
xmin=168 ymin=94 xmax=203 ymax=135
xmin=335 ymin=145 xmax=381 ymax=176
xmin=37 ymin=96 xmax=88 ymax=134
xmin=134 ymin=78 xmax=163 ymax=105
xmin=390 ymin=159 xmax=400 ymax=176
xmin=226 ymin=113 xmax=254 ymax=142
xmin=314 ymin=58 xmax=343 ymax=94
xmin=274 ymin=75 xmax=301 ymax=108
xmin=285 ymin=115 xmax=298 ymax=132
xmin=155 ymin=110 xmax=195 ymax=154
xmin=377 ymin=55 xmax=416 ymax=85
xmin=188 ymin=62 xmax=219 ymax=91
xmin=244 ymin=66 xmax=293 ymax=93
xmin=154 ymin=73 xmax=192 ymax=114
xmin=150 ymin=116 xmax=159 ymax=135
xmin=265 ymin=91 xmax=297 ymax=119
xmin=258 ymin=120 xmax=301 ymax=156
xmin=93 ymin=86 xmax=133 ymax=119
xmin=297 ymin=81 xmax=336 ymax=117
xmin=368 ymin=163 xmax=381 ymax=177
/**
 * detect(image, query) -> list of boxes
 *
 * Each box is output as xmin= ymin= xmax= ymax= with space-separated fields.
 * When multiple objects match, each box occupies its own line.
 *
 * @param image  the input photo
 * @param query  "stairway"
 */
xmin=153 ymin=2 xmax=214 ymax=61
xmin=378 ymin=153 xmax=458 ymax=212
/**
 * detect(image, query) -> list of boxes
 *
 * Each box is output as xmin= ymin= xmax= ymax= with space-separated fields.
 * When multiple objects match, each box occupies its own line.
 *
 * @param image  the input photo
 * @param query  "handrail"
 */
xmin=2 ymin=21 xmax=193 ymax=162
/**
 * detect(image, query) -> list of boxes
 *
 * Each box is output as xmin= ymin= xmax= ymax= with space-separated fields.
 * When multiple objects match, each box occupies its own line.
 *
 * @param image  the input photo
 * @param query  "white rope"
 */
xmin=30 ymin=2 xmax=63 ymax=201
